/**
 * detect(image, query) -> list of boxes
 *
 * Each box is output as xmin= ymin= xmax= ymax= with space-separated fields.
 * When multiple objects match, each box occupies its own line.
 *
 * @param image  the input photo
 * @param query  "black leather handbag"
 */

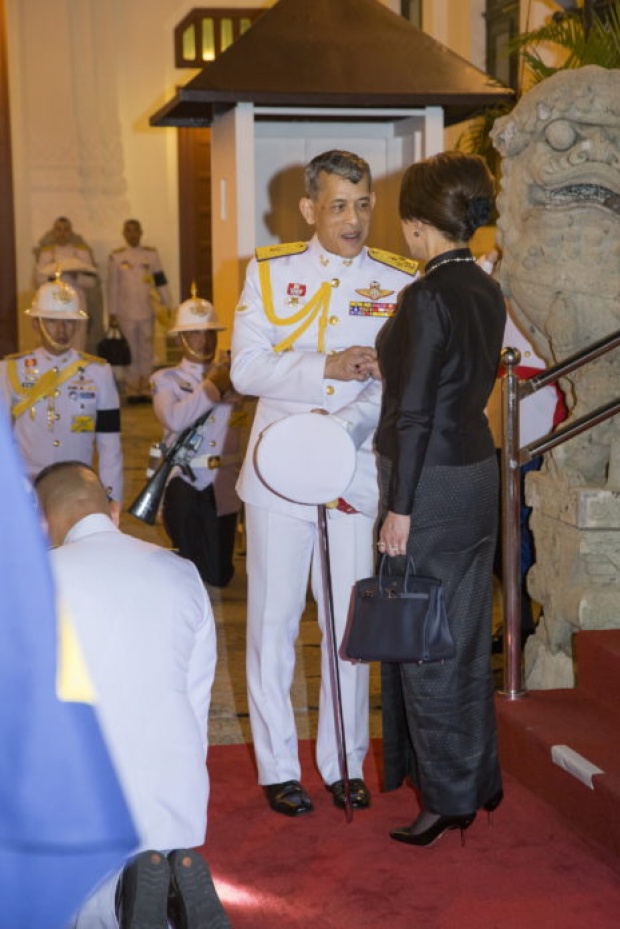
xmin=97 ymin=324 xmax=132 ymax=366
xmin=343 ymin=555 xmax=455 ymax=664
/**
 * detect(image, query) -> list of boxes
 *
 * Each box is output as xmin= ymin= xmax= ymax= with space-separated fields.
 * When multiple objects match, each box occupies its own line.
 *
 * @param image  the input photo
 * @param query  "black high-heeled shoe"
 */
xmin=390 ymin=812 xmax=476 ymax=848
xmin=482 ymin=789 xmax=504 ymax=825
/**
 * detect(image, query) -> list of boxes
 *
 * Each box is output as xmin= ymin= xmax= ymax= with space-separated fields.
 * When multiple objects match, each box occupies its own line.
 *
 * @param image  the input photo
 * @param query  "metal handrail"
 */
xmin=499 ymin=327 xmax=620 ymax=699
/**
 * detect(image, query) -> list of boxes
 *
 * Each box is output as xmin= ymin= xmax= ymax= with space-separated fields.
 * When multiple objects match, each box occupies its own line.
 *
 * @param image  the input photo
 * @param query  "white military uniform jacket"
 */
xmin=0 ymin=347 xmax=123 ymax=500
xmin=50 ymin=514 xmax=215 ymax=849
xmin=107 ymin=245 xmax=170 ymax=322
xmin=150 ymin=358 xmax=245 ymax=515
xmin=35 ymin=243 xmax=98 ymax=308
xmin=231 ymin=236 xmax=418 ymax=519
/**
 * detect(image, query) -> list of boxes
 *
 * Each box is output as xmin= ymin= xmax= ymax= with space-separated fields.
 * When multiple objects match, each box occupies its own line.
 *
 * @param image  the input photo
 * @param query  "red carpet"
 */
xmin=199 ymin=739 xmax=620 ymax=928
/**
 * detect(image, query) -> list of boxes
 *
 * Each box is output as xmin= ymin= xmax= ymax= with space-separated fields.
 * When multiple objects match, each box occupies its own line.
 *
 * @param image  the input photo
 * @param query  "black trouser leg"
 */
xmin=163 ymin=477 xmax=237 ymax=587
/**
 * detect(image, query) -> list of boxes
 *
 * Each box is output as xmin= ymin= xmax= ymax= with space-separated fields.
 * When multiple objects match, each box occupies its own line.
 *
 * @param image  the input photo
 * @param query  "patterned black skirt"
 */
xmin=379 ymin=455 xmax=502 ymax=816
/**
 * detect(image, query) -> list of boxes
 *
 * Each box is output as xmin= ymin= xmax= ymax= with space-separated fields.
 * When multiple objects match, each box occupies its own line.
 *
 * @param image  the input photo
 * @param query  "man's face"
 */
xmin=299 ymin=171 xmax=375 ymax=258
xmin=181 ymin=329 xmax=217 ymax=363
xmin=36 ymin=318 xmax=78 ymax=355
xmin=52 ymin=219 xmax=73 ymax=246
xmin=123 ymin=222 xmax=142 ymax=248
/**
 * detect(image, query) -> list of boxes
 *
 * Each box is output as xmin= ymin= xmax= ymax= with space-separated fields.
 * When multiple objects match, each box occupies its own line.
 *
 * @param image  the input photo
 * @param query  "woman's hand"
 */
xmin=378 ymin=511 xmax=410 ymax=557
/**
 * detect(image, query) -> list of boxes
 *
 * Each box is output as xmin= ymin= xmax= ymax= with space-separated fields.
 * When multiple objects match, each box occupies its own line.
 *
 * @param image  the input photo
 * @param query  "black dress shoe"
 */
xmin=168 ymin=849 xmax=231 ymax=929
xmin=326 ymin=778 xmax=371 ymax=810
xmin=116 ymin=850 xmax=170 ymax=929
xmin=390 ymin=812 xmax=476 ymax=847
xmin=264 ymin=780 xmax=314 ymax=816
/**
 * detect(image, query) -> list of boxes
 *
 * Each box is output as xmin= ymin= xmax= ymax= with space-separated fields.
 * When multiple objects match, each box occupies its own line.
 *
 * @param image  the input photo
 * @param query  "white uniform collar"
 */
xmin=38 ymin=346 xmax=78 ymax=366
xmin=63 ymin=512 xmax=120 ymax=545
xmin=179 ymin=356 xmax=209 ymax=377
xmin=308 ymin=235 xmax=366 ymax=271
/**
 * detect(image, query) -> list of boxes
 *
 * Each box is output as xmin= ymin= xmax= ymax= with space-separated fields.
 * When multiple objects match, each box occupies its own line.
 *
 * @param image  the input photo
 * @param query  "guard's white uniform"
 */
xmin=107 ymin=245 xmax=171 ymax=395
xmin=231 ymin=235 xmax=417 ymax=786
xmin=36 ymin=243 xmax=100 ymax=351
xmin=51 ymin=513 xmax=216 ymax=928
xmin=503 ymin=313 xmax=561 ymax=446
xmin=150 ymin=358 xmax=244 ymax=513
xmin=0 ymin=347 xmax=123 ymax=501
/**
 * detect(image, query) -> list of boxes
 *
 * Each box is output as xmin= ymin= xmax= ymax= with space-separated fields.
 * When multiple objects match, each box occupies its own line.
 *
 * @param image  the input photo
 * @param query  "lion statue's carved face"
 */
xmin=492 ymin=66 xmax=620 ymax=484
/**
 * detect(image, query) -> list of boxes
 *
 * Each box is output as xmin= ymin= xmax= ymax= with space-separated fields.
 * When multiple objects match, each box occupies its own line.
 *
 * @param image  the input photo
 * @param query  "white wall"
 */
xmin=6 ymin=0 xmax=206 ymax=347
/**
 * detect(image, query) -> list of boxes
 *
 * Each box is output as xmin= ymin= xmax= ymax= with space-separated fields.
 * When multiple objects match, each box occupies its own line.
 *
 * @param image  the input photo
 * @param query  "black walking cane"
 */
xmin=317 ymin=503 xmax=353 ymax=822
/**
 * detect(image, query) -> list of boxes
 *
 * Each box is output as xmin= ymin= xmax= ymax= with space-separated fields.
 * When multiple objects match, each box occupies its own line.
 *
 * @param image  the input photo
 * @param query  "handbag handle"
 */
xmin=378 ymin=553 xmax=418 ymax=595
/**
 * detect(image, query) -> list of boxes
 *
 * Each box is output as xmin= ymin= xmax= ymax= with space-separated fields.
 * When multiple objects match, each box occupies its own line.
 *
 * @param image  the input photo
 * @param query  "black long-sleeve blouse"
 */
xmin=375 ymin=248 xmax=506 ymax=515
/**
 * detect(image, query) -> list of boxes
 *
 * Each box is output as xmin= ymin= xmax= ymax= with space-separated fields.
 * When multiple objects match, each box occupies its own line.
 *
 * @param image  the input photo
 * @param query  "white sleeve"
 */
xmin=230 ymin=259 xmax=326 ymax=405
xmin=151 ymin=371 xmax=215 ymax=434
xmin=186 ymin=582 xmax=217 ymax=755
xmin=331 ymin=377 xmax=382 ymax=448
xmin=95 ymin=364 xmax=123 ymax=502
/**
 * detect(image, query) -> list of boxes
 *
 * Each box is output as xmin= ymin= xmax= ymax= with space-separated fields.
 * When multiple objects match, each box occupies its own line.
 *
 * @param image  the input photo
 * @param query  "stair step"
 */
xmin=497 ymin=689 xmax=620 ymax=858
xmin=575 ymin=630 xmax=620 ymax=711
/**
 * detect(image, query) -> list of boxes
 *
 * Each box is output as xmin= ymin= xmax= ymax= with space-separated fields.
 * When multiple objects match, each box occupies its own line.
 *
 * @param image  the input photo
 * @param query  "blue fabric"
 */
xmin=0 ymin=408 xmax=138 ymax=929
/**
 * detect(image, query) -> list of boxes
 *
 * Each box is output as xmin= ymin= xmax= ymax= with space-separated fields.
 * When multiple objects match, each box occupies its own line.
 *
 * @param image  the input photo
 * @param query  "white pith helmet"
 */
xmin=26 ymin=274 xmax=86 ymax=320
xmin=170 ymin=283 xmax=225 ymax=333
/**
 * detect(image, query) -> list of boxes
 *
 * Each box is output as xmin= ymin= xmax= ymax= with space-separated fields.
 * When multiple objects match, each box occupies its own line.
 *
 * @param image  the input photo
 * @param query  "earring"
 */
xmin=413 ymin=230 xmax=420 ymax=238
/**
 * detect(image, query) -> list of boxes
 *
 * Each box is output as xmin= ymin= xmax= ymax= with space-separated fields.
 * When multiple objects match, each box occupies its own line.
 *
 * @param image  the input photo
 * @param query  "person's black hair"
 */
xmin=399 ymin=151 xmax=495 ymax=242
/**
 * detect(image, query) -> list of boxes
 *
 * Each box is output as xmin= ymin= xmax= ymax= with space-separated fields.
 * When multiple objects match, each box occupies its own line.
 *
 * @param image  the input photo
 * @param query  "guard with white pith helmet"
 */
xmin=150 ymin=284 xmax=247 ymax=588
xmin=0 ymin=272 xmax=123 ymax=511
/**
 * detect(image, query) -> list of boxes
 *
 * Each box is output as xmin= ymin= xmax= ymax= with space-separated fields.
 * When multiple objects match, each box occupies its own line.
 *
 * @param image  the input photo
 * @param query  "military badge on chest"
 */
xmin=22 ymin=356 xmax=39 ymax=387
xmin=285 ymin=283 xmax=307 ymax=307
xmin=350 ymin=280 xmax=396 ymax=318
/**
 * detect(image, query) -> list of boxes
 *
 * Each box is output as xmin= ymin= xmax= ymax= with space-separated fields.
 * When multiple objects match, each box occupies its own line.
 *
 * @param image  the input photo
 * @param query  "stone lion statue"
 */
xmin=491 ymin=65 xmax=620 ymax=486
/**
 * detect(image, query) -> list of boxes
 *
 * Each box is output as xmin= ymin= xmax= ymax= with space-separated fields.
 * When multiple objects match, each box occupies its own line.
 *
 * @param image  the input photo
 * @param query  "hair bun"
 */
xmin=468 ymin=197 xmax=493 ymax=229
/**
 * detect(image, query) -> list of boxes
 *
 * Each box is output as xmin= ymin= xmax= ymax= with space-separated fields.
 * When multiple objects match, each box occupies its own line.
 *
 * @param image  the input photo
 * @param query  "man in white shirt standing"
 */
xmin=107 ymin=219 xmax=171 ymax=404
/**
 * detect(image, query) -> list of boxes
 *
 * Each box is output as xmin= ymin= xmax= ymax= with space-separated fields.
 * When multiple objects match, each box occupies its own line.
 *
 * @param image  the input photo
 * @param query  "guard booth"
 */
xmin=152 ymin=0 xmax=513 ymax=335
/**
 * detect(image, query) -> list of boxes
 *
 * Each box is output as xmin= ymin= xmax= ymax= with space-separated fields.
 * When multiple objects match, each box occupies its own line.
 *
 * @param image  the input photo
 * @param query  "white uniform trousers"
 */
xmin=120 ymin=316 xmax=154 ymax=394
xmin=245 ymin=504 xmax=372 ymax=786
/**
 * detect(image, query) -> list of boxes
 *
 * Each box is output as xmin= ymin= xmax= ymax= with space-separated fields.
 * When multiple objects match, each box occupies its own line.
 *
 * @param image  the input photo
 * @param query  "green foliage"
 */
xmin=457 ymin=0 xmax=620 ymax=177
xmin=512 ymin=0 xmax=620 ymax=80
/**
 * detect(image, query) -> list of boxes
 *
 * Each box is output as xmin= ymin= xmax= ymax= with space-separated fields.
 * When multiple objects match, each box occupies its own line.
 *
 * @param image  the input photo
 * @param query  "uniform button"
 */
xmin=53 ymin=367 xmax=59 ymax=374
xmin=53 ymin=440 xmax=60 ymax=447
xmin=209 ymin=440 xmax=217 ymax=447
xmin=329 ymin=316 xmax=339 ymax=325
xmin=325 ymin=385 xmax=335 ymax=396
xmin=331 ymin=278 xmax=340 ymax=288
xmin=54 ymin=389 xmax=60 ymax=397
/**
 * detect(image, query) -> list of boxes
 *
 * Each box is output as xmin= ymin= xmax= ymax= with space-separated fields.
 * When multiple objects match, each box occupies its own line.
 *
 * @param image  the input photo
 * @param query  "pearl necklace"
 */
xmin=425 ymin=256 xmax=475 ymax=276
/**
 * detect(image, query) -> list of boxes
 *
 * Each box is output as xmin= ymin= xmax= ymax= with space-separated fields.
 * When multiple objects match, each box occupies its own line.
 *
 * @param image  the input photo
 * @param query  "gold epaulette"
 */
xmin=78 ymin=352 xmax=106 ymax=365
xmin=368 ymin=247 xmax=418 ymax=276
xmin=111 ymin=246 xmax=125 ymax=254
xmin=255 ymin=242 xmax=308 ymax=262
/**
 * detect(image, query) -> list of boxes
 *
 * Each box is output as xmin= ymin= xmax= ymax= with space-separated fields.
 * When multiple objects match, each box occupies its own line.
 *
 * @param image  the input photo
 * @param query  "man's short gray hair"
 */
xmin=304 ymin=150 xmax=372 ymax=199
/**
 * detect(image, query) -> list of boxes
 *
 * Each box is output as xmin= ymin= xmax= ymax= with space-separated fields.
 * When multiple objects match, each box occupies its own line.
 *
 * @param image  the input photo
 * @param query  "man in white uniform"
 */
xmin=151 ymin=289 xmax=245 ymax=588
xmin=0 ymin=277 xmax=123 ymax=516
xmin=107 ymin=219 xmax=171 ymax=403
xmin=35 ymin=461 xmax=228 ymax=929
xmin=231 ymin=150 xmax=418 ymax=816
xmin=35 ymin=216 xmax=101 ymax=351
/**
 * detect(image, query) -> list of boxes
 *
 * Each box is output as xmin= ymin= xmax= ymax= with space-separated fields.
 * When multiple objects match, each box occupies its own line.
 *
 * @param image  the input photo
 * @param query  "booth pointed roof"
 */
xmin=151 ymin=0 xmax=514 ymax=127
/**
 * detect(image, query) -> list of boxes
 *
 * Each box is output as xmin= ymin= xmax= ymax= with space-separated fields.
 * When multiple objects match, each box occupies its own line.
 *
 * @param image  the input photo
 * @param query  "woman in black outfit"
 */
xmin=375 ymin=151 xmax=506 ymax=847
